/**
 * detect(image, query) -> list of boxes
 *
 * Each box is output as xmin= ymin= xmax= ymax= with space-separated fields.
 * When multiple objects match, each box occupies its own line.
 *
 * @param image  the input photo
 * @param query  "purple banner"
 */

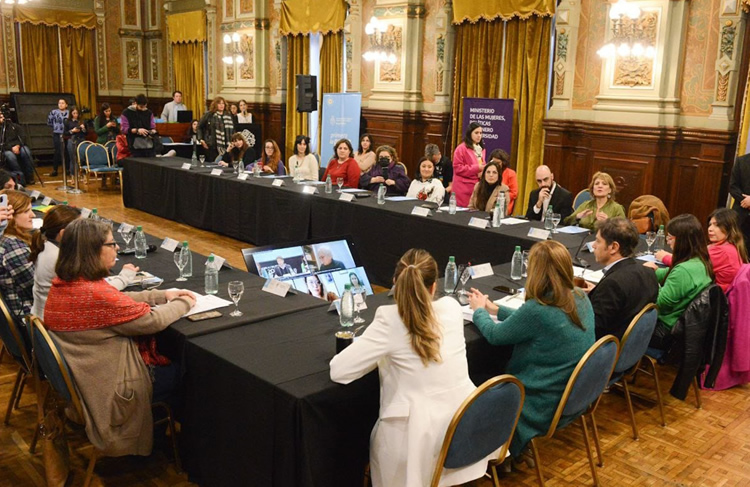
xmin=461 ymin=97 xmax=514 ymax=157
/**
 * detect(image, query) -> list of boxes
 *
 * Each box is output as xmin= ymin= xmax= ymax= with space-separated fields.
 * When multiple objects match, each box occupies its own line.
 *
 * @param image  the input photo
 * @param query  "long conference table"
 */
xmin=46 ymin=157 xmax=606 ymax=486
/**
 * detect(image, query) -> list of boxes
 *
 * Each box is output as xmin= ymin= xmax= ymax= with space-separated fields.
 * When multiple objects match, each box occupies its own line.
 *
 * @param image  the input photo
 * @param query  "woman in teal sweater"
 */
xmin=468 ymin=240 xmax=595 ymax=458
xmin=564 ymin=171 xmax=625 ymax=230
xmin=644 ymin=214 xmax=714 ymax=349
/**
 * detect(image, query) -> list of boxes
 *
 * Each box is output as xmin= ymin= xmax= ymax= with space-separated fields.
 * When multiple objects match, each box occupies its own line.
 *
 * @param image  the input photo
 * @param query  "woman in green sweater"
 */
xmin=644 ymin=214 xmax=714 ymax=349
xmin=564 ymin=171 xmax=625 ymax=230
xmin=93 ymin=103 xmax=119 ymax=145
xmin=468 ymin=240 xmax=595 ymax=459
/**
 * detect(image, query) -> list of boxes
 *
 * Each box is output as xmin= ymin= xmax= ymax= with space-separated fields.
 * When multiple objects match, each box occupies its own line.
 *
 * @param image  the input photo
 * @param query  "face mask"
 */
xmin=379 ymin=157 xmax=390 ymax=167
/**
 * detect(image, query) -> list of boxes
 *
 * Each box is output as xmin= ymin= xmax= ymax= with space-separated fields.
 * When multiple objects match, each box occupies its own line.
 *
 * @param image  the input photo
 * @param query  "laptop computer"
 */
xmin=176 ymin=110 xmax=193 ymax=123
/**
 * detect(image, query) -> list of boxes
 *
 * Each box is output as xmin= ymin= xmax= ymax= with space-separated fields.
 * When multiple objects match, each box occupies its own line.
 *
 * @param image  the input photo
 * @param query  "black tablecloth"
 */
xmin=122 ymin=157 xmax=590 ymax=286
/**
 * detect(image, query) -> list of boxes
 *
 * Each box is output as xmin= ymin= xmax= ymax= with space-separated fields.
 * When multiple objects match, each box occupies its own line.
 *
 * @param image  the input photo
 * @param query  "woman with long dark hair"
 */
xmin=64 ymin=106 xmax=87 ymax=178
xmin=354 ymin=133 xmax=376 ymax=174
xmin=197 ymin=96 xmax=235 ymax=162
xmin=219 ymin=133 xmax=256 ymax=169
xmin=0 ymin=190 xmax=35 ymax=319
xmin=645 ymin=214 xmax=714 ymax=348
xmin=468 ymin=161 xmax=510 ymax=212
xmin=468 ymin=240 xmax=595 ymax=460
xmin=331 ymin=249 xmax=494 ymax=486
xmin=288 ymin=135 xmax=318 ymax=180
xmin=93 ymin=103 xmax=119 ymax=144
xmin=452 ymin=122 xmax=486 ymax=207
xmin=488 ymin=149 xmax=518 ymax=213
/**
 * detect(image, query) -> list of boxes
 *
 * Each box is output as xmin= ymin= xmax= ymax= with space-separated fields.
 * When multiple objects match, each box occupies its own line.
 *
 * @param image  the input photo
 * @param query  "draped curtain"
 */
xmin=450 ymin=0 xmax=553 ymax=214
xmin=20 ymin=23 xmax=60 ymax=93
xmin=59 ymin=27 xmax=97 ymax=115
xmin=318 ymin=31 xmax=344 ymax=153
xmin=285 ymin=35 xmax=310 ymax=161
xmin=167 ymin=11 xmax=207 ymax=117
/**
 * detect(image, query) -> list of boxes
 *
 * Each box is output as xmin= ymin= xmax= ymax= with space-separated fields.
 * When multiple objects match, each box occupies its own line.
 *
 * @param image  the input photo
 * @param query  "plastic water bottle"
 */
xmin=510 ymin=246 xmax=523 ymax=280
xmin=134 ymin=226 xmax=147 ymax=259
xmin=492 ymin=193 xmax=506 ymax=228
xmin=205 ymin=255 xmax=219 ymax=295
xmin=91 ymin=208 xmax=99 ymax=220
xmin=377 ymin=184 xmax=386 ymax=205
xmin=181 ymin=241 xmax=193 ymax=277
xmin=448 ymin=193 xmax=457 ymax=215
xmin=191 ymin=138 xmax=198 ymax=167
xmin=444 ymin=256 xmax=458 ymax=294
xmin=655 ymin=225 xmax=666 ymax=252
xmin=325 ymin=175 xmax=332 ymax=194
xmin=544 ymin=205 xmax=554 ymax=230
xmin=340 ymin=284 xmax=355 ymax=327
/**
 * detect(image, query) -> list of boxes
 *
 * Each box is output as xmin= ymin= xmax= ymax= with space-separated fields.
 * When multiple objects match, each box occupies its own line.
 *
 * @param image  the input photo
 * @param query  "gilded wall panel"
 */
xmin=680 ymin=0 xmax=720 ymax=115
xmin=572 ymin=0 xmax=605 ymax=109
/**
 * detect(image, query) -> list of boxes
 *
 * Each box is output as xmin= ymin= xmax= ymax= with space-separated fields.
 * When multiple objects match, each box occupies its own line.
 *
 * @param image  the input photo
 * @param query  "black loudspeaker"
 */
xmin=296 ymin=75 xmax=317 ymax=113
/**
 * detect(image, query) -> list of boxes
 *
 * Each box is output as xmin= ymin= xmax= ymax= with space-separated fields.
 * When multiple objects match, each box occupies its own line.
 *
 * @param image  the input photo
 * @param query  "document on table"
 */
xmin=164 ymin=289 xmax=233 ymax=317
xmin=462 ymin=305 xmax=500 ymax=324
xmin=438 ymin=206 xmax=470 ymax=212
xmin=636 ymin=254 xmax=662 ymax=263
xmin=385 ymin=196 xmax=418 ymax=202
xmin=500 ymin=217 xmax=527 ymax=225
xmin=340 ymin=188 xmax=370 ymax=193
xmin=494 ymin=292 xmax=526 ymax=311
xmin=556 ymin=225 xmax=590 ymax=234
xmin=572 ymin=266 xmax=604 ymax=284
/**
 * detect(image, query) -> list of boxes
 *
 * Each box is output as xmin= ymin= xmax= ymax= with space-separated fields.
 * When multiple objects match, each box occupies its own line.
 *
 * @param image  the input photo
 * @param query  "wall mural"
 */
xmin=240 ymin=0 xmax=253 ymax=15
xmin=240 ymin=33 xmax=254 ymax=80
xmin=378 ymin=25 xmax=402 ymax=83
xmin=436 ymin=33 xmax=445 ymax=92
xmin=612 ymin=11 xmax=658 ymax=87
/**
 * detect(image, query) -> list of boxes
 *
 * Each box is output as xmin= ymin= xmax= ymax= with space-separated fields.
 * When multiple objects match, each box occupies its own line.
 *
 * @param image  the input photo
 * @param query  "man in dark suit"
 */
xmin=525 ymin=165 xmax=573 ymax=222
xmin=729 ymin=153 xmax=750 ymax=244
xmin=272 ymin=256 xmax=294 ymax=277
xmin=583 ymin=217 xmax=659 ymax=339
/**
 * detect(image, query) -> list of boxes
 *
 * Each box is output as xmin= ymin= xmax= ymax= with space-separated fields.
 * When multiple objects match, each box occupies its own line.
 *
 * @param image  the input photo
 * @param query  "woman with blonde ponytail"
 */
xmin=331 ymin=249 xmax=497 ymax=487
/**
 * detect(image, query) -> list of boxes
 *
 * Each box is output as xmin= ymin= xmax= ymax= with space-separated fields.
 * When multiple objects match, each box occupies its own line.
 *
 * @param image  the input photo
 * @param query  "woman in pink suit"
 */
xmin=452 ymin=122 xmax=486 ymax=207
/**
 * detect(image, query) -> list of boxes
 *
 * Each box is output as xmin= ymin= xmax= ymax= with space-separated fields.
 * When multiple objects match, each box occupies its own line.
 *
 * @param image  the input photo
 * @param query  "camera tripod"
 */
xmin=56 ymin=133 xmax=84 ymax=194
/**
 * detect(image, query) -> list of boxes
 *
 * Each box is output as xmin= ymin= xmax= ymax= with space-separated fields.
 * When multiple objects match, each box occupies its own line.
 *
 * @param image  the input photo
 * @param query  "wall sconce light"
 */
xmin=363 ymin=16 xmax=397 ymax=63
xmin=597 ymin=0 xmax=655 ymax=60
xmin=222 ymin=32 xmax=244 ymax=65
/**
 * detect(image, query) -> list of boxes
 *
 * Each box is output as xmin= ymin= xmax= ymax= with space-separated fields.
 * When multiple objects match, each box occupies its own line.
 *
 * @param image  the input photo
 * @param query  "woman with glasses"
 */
xmin=644 ymin=214 xmax=714 ymax=349
xmin=44 ymin=219 xmax=197 ymax=457
xmin=359 ymin=145 xmax=410 ymax=196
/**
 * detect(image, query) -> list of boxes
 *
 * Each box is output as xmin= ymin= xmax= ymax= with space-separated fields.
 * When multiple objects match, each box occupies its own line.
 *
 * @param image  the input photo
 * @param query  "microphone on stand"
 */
xmin=572 ymin=230 xmax=592 ymax=269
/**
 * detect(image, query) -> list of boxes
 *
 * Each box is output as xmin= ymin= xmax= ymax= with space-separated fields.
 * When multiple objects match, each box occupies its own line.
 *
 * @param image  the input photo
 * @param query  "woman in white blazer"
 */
xmin=330 ymin=249 xmax=496 ymax=487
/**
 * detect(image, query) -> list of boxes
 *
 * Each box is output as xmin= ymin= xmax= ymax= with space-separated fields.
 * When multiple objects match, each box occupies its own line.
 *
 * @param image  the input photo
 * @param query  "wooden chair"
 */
xmin=528 ymin=335 xmax=619 ymax=486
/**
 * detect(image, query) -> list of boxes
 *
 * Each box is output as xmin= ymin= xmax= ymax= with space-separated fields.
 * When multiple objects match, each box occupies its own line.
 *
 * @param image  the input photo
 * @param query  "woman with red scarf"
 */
xmin=44 ymin=219 xmax=196 ymax=456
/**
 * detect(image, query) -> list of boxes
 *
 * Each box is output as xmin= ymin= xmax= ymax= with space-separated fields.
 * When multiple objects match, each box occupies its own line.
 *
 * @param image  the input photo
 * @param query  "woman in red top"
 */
xmin=322 ymin=138 xmax=360 ymax=188
xmin=489 ymin=148 xmax=518 ymax=214
xmin=656 ymin=208 xmax=748 ymax=292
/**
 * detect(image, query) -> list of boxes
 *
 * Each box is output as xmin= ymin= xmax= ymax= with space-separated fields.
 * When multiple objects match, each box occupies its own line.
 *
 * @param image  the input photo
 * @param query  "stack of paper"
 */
xmin=573 ymin=266 xmax=604 ymax=284
xmin=184 ymin=293 xmax=233 ymax=317
xmin=462 ymin=305 xmax=500 ymax=324
xmin=494 ymin=292 xmax=526 ymax=311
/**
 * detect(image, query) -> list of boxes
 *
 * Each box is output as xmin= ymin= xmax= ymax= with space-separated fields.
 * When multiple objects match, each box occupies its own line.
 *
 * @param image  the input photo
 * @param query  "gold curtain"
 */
xmin=317 ymin=31 xmax=343 ymax=152
xmin=285 ymin=35 xmax=310 ymax=161
xmin=59 ymin=27 xmax=97 ymax=113
xmin=501 ymin=17 xmax=552 ymax=216
xmin=172 ymin=42 xmax=206 ymax=117
xmin=166 ymin=11 xmax=207 ymax=43
xmin=449 ymin=20 xmax=505 ymax=151
xmin=280 ymin=0 xmax=348 ymax=36
xmin=15 ymin=5 xmax=96 ymax=29
xmin=20 ymin=23 xmax=60 ymax=92
xmin=452 ymin=0 xmax=554 ymax=23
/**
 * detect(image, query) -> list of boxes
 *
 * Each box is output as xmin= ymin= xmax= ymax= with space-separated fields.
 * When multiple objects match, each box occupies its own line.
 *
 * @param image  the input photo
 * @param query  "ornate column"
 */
xmin=119 ymin=0 xmax=145 ymax=93
xmin=344 ymin=0 xmax=362 ymax=92
xmin=547 ymin=0 xmax=582 ymax=118
xmin=427 ymin=0 xmax=454 ymax=112
xmin=205 ymin=0 xmax=218 ymax=97
xmin=0 ymin=3 xmax=18 ymax=94
xmin=144 ymin=0 xmax=164 ymax=94
xmin=709 ymin=0 xmax=747 ymax=123
xmin=93 ymin=0 xmax=109 ymax=95
xmin=367 ymin=0 xmax=425 ymax=111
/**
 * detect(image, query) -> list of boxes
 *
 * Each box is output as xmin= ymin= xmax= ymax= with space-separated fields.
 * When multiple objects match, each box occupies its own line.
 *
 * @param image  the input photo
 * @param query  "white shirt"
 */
xmin=237 ymin=112 xmax=252 ymax=124
xmin=161 ymin=101 xmax=188 ymax=123
xmin=533 ymin=181 xmax=558 ymax=219
xmin=288 ymin=153 xmax=319 ymax=180
xmin=406 ymin=178 xmax=446 ymax=204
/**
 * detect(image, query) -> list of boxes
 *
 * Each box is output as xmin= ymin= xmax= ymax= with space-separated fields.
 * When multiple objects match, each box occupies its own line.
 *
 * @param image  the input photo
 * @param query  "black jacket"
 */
xmin=729 ymin=153 xmax=750 ymax=229
xmin=589 ymin=258 xmax=659 ymax=339
xmin=0 ymin=122 xmax=24 ymax=151
xmin=525 ymin=183 xmax=573 ymax=222
xmin=668 ymin=284 xmax=728 ymax=399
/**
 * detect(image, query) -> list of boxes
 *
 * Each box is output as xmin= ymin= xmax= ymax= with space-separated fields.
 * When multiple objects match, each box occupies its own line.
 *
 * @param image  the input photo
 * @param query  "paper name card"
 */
xmin=118 ymin=223 xmax=133 ymax=233
xmin=411 ymin=206 xmax=431 ymax=217
xmin=586 ymin=242 xmax=595 ymax=253
xmin=470 ymin=263 xmax=494 ymax=279
xmin=468 ymin=217 xmax=489 ymax=229
xmin=339 ymin=192 xmax=354 ymax=202
xmin=527 ymin=228 xmax=550 ymax=240
xmin=262 ymin=278 xmax=292 ymax=297
xmin=238 ymin=172 xmax=249 ymax=180
xmin=205 ymin=254 xmax=226 ymax=269
xmin=29 ymin=190 xmax=41 ymax=199
xmin=210 ymin=168 xmax=223 ymax=176
xmin=302 ymin=185 xmax=318 ymax=195
xmin=181 ymin=162 xmax=192 ymax=170
xmin=80 ymin=208 xmax=92 ymax=219
xmin=41 ymin=196 xmax=53 ymax=206
xmin=272 ymin=179 xmax=284 ymax=187
xmin=160 ymin=237 xmax=179 ymax=252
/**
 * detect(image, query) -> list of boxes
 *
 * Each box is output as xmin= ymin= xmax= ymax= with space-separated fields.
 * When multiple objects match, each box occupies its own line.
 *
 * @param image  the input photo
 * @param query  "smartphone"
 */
xmin=493 ymin=285 xmax=518 ymax=295
xmin=0 ymin=194 xmax=8 ymax=231
xmin=186 ymin=310 xmax=222 ymax=322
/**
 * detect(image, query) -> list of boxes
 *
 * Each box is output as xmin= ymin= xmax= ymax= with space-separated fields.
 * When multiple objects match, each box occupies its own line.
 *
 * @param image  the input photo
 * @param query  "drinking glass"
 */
xmin=228 ymin=281 xmax=244 ymax=317
xmin=457 ymin=267 xmax=472 ymax=304
xmin=119 ymin=227 xmax=134 ymax=250
xmin=199 ymin=155 xmax=206 ymax=167
xmin=645 ymin=231 xmax=656 ymax=255
xmin=336 ymin=177 xmax=344 ymax=193
xmin=174 ymin=250 xmax=188 ymax=281
xmin=353 ymin=287 xmax=366 ymax=324
xmin=232 ymin=161 xmax=239 ymax=174
xmin=550 ymin=213 xmax=561 ymax=233
xmin=522 ymin=250 xmax=530 ymax=278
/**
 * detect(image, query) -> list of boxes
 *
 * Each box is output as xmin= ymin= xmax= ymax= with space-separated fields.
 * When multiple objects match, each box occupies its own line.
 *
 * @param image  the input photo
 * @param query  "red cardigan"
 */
xmin=322 ymin=157 xmax=360 ymax=188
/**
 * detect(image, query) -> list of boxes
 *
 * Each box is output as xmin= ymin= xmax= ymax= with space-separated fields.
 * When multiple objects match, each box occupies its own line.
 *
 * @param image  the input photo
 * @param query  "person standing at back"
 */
xmin=452 ymin=122 xmax=485 ymax=207
xmin=160 ymin=91 xmax=187 ymax=123
xmin=47 ymin=98 xmax=69 ymax=177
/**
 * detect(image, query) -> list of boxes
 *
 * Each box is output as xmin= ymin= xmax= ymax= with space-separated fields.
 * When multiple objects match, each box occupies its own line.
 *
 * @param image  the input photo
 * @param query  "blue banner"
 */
xmin=320 ymin=93 xmax=361 ymax=167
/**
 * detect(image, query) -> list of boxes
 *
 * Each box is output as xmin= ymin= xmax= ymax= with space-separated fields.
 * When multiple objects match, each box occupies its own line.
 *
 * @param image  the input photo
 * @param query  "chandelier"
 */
xmin=3 ymin=0 xmax=32 ymax=4
xmin=362 ymin=16 xmax=397 ymax=64
xmin=597 ymin=0 xmax=655 ymax=60
xmin=222 ymin=33 xmax=244 ymax=65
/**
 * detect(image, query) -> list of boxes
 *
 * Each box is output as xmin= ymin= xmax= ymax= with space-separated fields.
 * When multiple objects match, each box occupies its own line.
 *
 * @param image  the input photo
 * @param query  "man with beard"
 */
xmin=525 ymin=164 xmax=573 ymax=222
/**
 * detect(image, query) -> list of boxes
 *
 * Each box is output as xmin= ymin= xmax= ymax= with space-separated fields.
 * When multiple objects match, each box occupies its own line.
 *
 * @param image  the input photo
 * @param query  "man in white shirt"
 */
xmin=525 ymin=165 xmax=573 ymax=222
xmin=160 ymin=91 xmax=188 ymax=123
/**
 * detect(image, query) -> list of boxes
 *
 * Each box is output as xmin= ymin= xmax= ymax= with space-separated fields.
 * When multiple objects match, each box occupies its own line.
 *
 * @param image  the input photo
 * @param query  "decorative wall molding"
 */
xmin=121 ymin=0 xmax=141 ymax=29
xmin=94 ymin=2 xmax=107 ymax=92
xmin=709 ymin=9 xmax=747 ymax=122
xmin=1 ymin=8 xmax=18 ymax=90
xmin=549 ymin=0 xmax=581 ymax=115
xmin=344 ymin=0 xmax=362 ymax=93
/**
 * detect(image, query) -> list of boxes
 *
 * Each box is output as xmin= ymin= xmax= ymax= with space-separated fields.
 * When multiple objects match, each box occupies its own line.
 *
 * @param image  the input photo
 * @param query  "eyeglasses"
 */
xmin=102 ymin=242 xmax=118 ymax=248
